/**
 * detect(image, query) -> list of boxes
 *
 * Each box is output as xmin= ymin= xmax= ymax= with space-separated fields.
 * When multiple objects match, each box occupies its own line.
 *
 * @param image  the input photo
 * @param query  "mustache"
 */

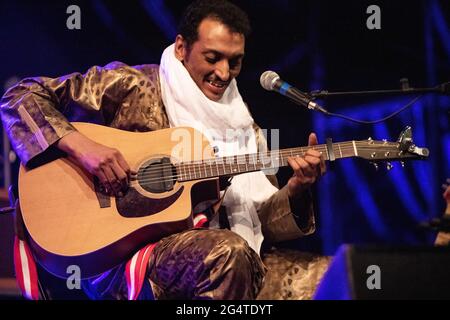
xmin=206 ymin=77 xmax=230 ymax=85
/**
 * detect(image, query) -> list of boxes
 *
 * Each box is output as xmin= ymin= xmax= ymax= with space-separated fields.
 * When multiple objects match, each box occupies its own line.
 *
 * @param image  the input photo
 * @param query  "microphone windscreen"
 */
xmin=260 ymin=71 xmax=279 ymax=91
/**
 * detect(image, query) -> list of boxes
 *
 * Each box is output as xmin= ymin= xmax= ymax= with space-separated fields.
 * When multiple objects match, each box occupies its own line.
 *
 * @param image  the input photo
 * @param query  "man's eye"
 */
xmin=206 ymin=57 xmax=217 ymax=64
xmin=229 ymin=60 xmax=241 ymax=69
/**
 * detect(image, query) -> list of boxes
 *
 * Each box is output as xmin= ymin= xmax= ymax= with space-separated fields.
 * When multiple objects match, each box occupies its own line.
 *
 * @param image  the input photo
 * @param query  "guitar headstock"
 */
xmin=355 ymin=126 xmax=429 ymax=169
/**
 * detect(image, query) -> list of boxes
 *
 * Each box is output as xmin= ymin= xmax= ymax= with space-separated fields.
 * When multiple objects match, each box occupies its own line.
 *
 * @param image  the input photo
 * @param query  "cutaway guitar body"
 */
xmin=19 ymin=124 xmax=219 ymax=278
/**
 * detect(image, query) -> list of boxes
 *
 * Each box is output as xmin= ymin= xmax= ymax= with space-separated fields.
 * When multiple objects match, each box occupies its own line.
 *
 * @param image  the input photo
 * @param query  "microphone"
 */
xmin=260 ymin=71 xmax=328 ymax=114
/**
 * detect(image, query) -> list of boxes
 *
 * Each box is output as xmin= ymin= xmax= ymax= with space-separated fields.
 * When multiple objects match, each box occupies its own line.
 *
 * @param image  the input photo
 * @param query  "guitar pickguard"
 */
xmin=115 ymin=186 xmax=184 ymax=217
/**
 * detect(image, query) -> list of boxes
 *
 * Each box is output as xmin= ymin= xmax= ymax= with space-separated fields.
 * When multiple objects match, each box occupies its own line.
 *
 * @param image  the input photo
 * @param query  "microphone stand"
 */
xmin=308 ymin=78 xmax=449 ymax=99
xmin=303 ymin=78 xmax=449 ymax=123
xmin=309 ymin=78 xmax=450 ymax=237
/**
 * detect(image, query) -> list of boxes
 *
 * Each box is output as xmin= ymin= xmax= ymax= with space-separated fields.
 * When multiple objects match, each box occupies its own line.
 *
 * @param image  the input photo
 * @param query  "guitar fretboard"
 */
xmin=176 ymin=141 xmax=358 ymax=181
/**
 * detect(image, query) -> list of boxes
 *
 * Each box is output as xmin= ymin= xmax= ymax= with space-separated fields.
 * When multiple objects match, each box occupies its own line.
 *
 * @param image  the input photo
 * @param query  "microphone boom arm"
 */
xmin=309 ymin=80 xmax=450 ymax=99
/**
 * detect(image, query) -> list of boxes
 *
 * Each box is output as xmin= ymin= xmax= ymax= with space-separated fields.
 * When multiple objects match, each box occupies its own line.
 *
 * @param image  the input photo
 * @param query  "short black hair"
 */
xmin=178 ymin=0 xmax=251 ymax=48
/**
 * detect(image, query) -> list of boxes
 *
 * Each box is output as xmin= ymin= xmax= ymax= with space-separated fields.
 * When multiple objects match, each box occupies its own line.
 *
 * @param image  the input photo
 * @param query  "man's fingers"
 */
xmin=308 ymin=132 xmax=318 ymax=146
xmin=96 ymin=170 xmax=110 ymax=194
xmin=308 ymin=151 xmax=326 ymax=176
xmin=287 ymin=157 xmax=305 ymax=180
xmin=286 ymin=133 xmax=325 ymax=199
xmin=297 ymin=157 xmax=316 ymax=177
xmin=289 ymin=156 xmax=314 ymax=178
xmin=304 ymin=155 xmax=321 ymax=167
xmin=305 ymin=148 xmax=321 ymax=158
xmin=287 ymin=157 xmax=300 ymax=172
xmin=320 ymin=157 xmax=327 ymax=176
xmin=111 ymin=159 xmax=129 ymax=191
xmin=116 ymin=153 xmax=132 ymax=179
xmin=304 ymin=147 xmax=326 ymax=177
xmin=101 ymin=165 xmax=121 ymax=195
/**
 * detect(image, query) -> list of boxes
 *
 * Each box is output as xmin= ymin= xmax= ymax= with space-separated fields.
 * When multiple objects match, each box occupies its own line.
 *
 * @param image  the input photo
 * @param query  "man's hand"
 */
xmin=286 ymin=132 xmax=326 ymax=199
xmin=57 ymin=131 xmax=132 ymax=196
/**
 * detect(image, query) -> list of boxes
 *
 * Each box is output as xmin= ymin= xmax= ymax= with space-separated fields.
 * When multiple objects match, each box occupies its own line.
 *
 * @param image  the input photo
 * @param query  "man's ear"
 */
xmin=174 ymin=35 xmax=187 ymax=62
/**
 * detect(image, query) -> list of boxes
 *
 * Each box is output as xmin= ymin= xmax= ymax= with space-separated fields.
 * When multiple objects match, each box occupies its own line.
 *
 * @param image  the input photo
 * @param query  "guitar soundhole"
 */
xmin=137 ymin=157 xmax=177 ymax=193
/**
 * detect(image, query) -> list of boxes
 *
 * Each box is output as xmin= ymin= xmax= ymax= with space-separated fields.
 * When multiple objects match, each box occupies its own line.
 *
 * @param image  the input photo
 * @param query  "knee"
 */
xmin=213 ymin=230 xmax=251 ymax=258
xmin=208 ymin=230 xmax=264 ymax=278
xmin=205 ymin=230 xmax=266 ymax=299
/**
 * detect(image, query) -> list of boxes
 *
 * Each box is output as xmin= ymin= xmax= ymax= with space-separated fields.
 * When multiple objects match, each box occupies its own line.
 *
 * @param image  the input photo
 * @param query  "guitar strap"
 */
xmin=13 ymin=236 xmax=40 ymax=300
xmin=125 ymin=242 xmax=158 ymax=300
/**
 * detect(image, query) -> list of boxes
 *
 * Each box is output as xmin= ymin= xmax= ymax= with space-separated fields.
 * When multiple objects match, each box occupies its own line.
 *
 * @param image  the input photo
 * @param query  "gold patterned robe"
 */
xmin=0 ymin=62 xmax=330 ymax=299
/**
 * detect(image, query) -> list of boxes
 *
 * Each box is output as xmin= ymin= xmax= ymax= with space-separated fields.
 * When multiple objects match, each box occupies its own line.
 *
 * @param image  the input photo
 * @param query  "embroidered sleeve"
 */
xmin=253 ymin=123 xmax=316 ymax=243
xmin=0 ymin=62 xmax=129 ymax=167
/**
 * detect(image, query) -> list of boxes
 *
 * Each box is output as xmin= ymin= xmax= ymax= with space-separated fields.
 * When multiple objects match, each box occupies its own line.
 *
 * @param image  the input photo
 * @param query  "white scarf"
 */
xmin=159 ymin=44 xmax=278 ymax=254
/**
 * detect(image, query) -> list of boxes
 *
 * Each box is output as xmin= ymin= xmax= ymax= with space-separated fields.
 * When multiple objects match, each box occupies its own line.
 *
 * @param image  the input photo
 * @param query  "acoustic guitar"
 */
xmin=18 ymin=123 xmax=429 ymax=278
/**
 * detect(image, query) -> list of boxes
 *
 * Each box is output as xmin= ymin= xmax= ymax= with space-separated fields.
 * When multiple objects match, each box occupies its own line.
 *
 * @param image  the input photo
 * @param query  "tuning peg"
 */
xmin=386 ymin=162 xmax=393 ymax=171
xmin=400 ymin=161 xmax=405 ymax=168
xmin=370 ymin=162 xmax=379 ymax=171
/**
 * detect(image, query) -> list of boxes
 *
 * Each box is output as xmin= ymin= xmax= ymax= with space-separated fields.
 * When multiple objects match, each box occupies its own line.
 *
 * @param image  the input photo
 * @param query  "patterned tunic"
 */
xmin=1 ymin=62 xmax=327 ymax=299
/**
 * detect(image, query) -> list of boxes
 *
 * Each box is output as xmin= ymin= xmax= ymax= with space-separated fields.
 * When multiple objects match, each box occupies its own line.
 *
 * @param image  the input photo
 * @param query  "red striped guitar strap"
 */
xmin=14 ymin=235 xmax=39 ymax=300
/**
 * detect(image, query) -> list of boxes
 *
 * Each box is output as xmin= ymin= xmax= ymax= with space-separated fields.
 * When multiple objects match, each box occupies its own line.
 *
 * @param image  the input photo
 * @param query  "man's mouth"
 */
xmin=207 ymin=80 xmax=227 ymax=88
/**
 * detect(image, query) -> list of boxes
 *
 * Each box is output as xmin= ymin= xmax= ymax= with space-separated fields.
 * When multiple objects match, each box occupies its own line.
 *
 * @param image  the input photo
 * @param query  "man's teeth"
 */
xmin=208 ymin=80 xmax=225 ymax=88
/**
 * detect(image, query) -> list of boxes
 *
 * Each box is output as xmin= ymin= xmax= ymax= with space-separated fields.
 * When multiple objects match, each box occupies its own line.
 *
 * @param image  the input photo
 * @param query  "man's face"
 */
xmin=175 ymin=18 xmax=245 ymax=102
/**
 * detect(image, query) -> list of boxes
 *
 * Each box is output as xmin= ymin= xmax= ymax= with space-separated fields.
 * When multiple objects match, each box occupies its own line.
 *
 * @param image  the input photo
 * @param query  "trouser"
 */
xmin=147 ymin=228 xmax=266 ymax=300
xmin=38 ymin=228 xmax=265 ymax=300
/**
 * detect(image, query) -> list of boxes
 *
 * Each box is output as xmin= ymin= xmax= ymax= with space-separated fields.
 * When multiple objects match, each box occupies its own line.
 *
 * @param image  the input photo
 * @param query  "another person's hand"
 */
xmin=57 ymin=131 xmax=132 ymax=196
xmin=286 ymin=132 xmax=326 ymax=199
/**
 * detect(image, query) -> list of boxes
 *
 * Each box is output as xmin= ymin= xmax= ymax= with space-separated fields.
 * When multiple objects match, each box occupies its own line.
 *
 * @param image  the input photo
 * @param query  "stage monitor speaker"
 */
xmin=314 ymin=244 xmax=450 ymax=299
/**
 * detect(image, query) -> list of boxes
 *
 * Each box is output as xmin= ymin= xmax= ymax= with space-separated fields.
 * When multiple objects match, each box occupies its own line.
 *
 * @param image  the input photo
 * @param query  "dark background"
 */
xmin=0 ymin=0 xmax=448 ymax=278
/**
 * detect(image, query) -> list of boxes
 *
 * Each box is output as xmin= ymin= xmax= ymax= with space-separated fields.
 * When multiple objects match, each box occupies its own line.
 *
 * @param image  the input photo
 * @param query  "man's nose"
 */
xmin=215 ymin=60 xmax=230 ymax=82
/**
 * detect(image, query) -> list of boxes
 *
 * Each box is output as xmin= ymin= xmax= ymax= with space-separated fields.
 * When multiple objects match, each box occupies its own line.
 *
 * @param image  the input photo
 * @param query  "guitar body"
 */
xmin=19 ymin=123 xmax=219 ymax=279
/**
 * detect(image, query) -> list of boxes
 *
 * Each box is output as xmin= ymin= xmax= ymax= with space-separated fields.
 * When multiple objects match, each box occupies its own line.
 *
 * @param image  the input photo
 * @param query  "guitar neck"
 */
xmin=176 ymin=141 xmax=359 ymax=181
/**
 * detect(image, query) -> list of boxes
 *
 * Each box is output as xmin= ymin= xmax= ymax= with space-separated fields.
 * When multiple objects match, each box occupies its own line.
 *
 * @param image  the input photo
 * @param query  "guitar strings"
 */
xmin=134 ymin=143 xmax=401 ymax=183
xmin=134 ymin=144 xmax=401 ymax=182
xmin=134 ymin=141 xmax=400 ymax=177
xmin=134 ymin=144 xmax=403 ymax=185
xmin=134 ymin=142 xmax=399 ymax=174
